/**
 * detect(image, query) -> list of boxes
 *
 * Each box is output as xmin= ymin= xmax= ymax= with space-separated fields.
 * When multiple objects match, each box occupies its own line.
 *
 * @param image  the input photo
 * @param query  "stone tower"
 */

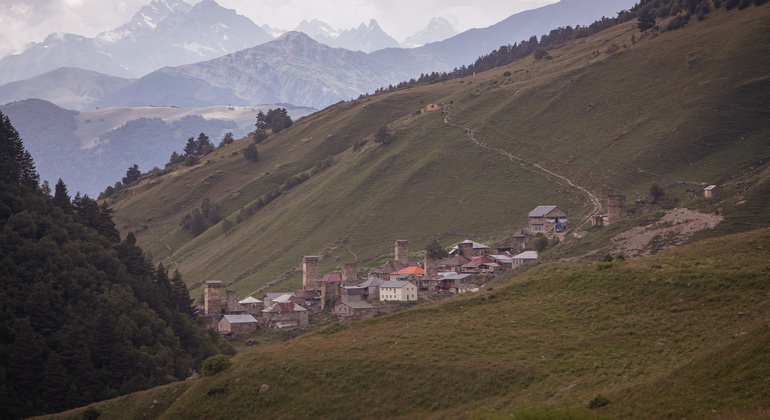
xmin=341 ymin=261 xmax=358 ymax=286
xmin=395 ymin=239 xmax=409 ymax=266
xmin=204 ymin=281 xmax=223 ymax=315
xmin=458 ymin=241 xmax=474 ymax=260
xmin=424 ymin=255 xmax=439 ymax=277
xmin=607 ymin=194 xmax=627 ymax=224
xmin=303 ymin=256 xmax=321 ymax=290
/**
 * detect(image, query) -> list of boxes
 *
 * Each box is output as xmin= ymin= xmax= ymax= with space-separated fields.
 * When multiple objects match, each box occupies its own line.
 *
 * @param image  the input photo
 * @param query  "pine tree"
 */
xmin=0 ymin=111 xmax=38 ymax=188
xmin=53 ymin=178 xmax=72 ymax=213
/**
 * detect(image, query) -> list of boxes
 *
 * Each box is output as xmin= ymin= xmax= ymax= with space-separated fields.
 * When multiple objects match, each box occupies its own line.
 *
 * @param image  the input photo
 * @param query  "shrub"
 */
xmin=573 ymin=27 xmax=591 ymax=39
xmin=201 ymin=354 xmax=232 ymax=376
xmin=184 ymin=155 xmax=199 ymax=166
xmin=588 ymin=394 xmax=610 ymax=409
xmin=253 ymin=129 xmax=268 ymax=144
xmin=534 ymin=48 xmax=551 ymax=61
xmin=82 ymin=407 xmax=101 ymax=420
xmin=503 ymin=71 xmax=512 ymax=77
xmin=243 ymin=144 xmax=259 ymax=162
xmin=206 ymin=382 xmax=229 ymax=396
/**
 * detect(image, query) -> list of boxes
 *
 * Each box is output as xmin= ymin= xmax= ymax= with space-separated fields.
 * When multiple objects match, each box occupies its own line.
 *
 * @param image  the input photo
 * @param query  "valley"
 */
xmin=5 ymin=0 xmax=770 ymax=418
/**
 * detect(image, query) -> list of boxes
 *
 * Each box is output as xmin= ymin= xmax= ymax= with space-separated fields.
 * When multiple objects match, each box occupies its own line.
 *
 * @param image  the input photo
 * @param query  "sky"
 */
xmin=0 ymin=0 xmax=558 ymax=57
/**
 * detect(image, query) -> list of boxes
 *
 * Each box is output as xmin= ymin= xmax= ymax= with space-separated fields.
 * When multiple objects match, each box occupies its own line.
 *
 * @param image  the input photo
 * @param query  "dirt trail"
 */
xmin=443 ymin=108 xmax=602 ymax=227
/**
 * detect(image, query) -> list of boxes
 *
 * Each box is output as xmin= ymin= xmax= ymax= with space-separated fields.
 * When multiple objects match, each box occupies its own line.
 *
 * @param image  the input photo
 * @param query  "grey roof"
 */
xmin=222 ymin=314 xmax=258 ymax=324
xmin=513 ymin=251 xmax=539 ymax=260
xmin=358 ymin=276 xmax=384 ymax=288
xmin=528 ymin=206 xmax=561 ymax=217
xmin=449 ymin=240 xmax=490 ymax=254
xmin=340 ymin=301 xmax=376 ymax=309
xmin=265 ymin=292 xmax=295 ymax=300
xmin=380 ymin=280 xmax=413 ymax=288
xmin=342 ymin=286 xmax=365 ymax=295
xmin=439 ymin=273 xmax=472 ymax=280
xmin=239 ymin=296 xmax=262 ymax=304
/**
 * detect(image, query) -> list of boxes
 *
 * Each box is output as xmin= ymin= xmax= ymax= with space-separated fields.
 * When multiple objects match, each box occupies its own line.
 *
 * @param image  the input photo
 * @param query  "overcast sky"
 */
xmin=0 ymin=0 xmax=558 ymax=57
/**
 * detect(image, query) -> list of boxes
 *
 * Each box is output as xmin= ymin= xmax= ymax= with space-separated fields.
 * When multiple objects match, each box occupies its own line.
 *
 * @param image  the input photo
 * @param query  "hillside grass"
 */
xmin=43 ymin=227 xmax=770 ymax=419
xmin=106 ymin=3 xmax=770 ymax=299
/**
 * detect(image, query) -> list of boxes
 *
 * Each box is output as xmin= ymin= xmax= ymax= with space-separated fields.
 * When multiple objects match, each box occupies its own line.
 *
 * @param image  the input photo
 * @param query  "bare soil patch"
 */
xmin=610 ymin=208 xmax=723 ymax=256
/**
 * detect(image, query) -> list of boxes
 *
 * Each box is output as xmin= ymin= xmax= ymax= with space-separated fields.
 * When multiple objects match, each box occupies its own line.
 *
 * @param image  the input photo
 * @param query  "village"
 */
xmin=200 ymin=184 xmax=724 ymax=336
xmin=199 ymin=204 xmax=577 ymax=336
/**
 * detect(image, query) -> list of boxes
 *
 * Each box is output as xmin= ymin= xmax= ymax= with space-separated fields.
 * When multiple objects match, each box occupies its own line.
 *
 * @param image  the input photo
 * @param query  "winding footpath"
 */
xmin=443 ymin=108 xmax=602 ymax=229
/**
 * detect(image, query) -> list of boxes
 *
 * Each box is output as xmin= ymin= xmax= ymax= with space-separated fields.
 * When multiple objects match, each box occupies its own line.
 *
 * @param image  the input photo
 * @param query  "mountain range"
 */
xmin=0 ymin=0 xmax=637 ymax=113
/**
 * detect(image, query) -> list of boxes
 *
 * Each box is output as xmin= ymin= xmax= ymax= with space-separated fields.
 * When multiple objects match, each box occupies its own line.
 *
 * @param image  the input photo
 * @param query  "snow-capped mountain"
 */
xmin=0 ymin=0 xmax=272 ymax=85
xmin=402 ymin=17 xmax=459 ymax=48
xmin=293 ymin=19 xmax=399 ymax=53
xmin=97 ymin=0 xmax=189 ymax=43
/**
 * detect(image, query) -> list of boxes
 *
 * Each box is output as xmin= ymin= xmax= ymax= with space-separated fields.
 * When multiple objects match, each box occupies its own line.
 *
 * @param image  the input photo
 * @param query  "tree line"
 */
xmin=0 ymin=111 xmax=233 ymax=419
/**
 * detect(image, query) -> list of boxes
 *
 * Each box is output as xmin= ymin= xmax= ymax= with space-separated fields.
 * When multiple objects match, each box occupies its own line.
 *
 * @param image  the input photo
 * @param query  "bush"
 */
xmin=503 ymin=71 xmax=512 ymax=77
xmin=201 ymin=354 xmax=232 ymax=376
xmin=588 ymin=394 xmax=610 ymax=409
xmin=184 ymin=155 xmax=199 ymax=166
xmin=573 ymin=27 xmax=591 ymax=39
xmin=534 ymin=48 xmax=551 ymax=61
xmin=82 ymin=406 xmax=101 ymax=420
xmin=243 ymin=144 xmax=259 ymax=162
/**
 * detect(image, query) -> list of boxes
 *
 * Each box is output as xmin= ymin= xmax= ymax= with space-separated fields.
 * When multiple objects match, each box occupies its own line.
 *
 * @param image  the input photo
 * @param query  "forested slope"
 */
xmin=0 ymin=112 xmax=232 ymax=419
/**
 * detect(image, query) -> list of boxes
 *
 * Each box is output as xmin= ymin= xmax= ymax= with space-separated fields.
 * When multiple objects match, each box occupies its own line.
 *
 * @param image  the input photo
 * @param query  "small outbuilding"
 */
xmin=218 ymin=314 xmax=259 ymax=335
xmin=334 ymin=301 xmax=378 ymax=321
xmin=703 ymin=185 xmax=722 ymax=198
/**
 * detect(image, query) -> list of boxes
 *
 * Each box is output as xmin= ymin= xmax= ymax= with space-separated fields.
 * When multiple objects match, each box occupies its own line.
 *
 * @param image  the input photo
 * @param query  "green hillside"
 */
xmin=41 ymin=226 xmax=770 ymax=419
xmin=106 ymin=3 xmax=770 ymax=301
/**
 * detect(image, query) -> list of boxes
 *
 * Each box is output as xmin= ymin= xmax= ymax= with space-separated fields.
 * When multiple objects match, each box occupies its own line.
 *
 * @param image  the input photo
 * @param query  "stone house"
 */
xmin=379 ymin=280 xmax=418 ymax=302
xmin=461 ymin=256 xmax=497 ymax=274
xmin=358 ymin=276 xmax=384 ymax=300
xmin=449 ymin=240 xmax=490 ymax=259
xmin=318 ymin=273 xmax=342 ymax=308
xmin=218 ymin=314 xmax=259 ymax=335
xmin=422 ymin=273 xmax=471 ymax=293
xmin=261 ymin=302 xmax=309 ymax=328
xmin=341 ymin=286 xmax=366 ymax=303
xmin=437 ymin=255 xmax=470 ymax=273
xmin=334 ymin=301 xmax=378 ymax=321
xmin=488 ymin=254 xmax=513 ymax=270
xmin=512 ymin=251 xmax=538 ymax=267
xmin=704 ymin=185 xmax=722 ymax=198
xmin=528 ymin=206 xmax=568 ymax=233
xmin=238 ymin=296 xmax=263 ymax=315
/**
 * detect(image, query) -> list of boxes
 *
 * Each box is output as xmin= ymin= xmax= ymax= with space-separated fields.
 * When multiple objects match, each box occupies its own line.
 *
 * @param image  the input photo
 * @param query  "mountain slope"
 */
xmin=0 ymin=67 xmax=133 ymax=111
xmin=421 ymin=0 xmax=637 ymax=69
xmin=0 ymin=99 xmax=314 ymax=196
xmin=105 ymin=4 xmax=770 ymax=298
xmin=92 ymin=32 xmax=450 ymax=110
xmin=44 ymin=226 xmax=770 ymax=419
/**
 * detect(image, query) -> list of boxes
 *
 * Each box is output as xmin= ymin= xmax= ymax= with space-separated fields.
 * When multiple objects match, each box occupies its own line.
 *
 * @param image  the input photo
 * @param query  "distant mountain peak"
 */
xmin=402 ymin=17 xmax=458 ymax=48
xmin=97 ymin=0 xmax=190 ymax=43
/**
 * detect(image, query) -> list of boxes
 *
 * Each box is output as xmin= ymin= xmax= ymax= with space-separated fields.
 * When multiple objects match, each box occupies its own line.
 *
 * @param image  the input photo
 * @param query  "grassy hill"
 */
xmin=40 ymin=226 xmax=770 ymax=419
xmin=106 ymin=3 xmax=770 ymax=302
